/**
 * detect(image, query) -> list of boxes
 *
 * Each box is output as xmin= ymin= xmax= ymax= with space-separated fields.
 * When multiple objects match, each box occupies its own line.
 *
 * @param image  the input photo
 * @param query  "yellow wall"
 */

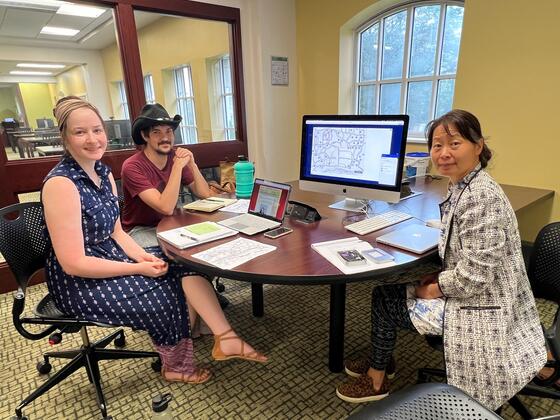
xmin=101 ymin=16 xmax=229 ymax=141
xmin=296 ymin=0 xmax=559 ymax=240
xmin=0 ymin=87 xmax=18 ymax=121
xmin=56 ymin=65 xmax=87 ymax=100
xmin=18 ymin=83 xmax=56 ymax=129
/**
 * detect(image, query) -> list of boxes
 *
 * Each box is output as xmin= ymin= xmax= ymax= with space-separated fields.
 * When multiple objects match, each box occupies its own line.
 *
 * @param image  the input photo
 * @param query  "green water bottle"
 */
xmin=234 ymin=155 xmax=254 ymax=198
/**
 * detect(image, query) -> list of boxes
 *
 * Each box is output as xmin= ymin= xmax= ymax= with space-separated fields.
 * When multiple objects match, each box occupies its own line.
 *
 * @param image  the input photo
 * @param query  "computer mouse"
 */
xmin=425 ymin=219 xmax=442 ymax=229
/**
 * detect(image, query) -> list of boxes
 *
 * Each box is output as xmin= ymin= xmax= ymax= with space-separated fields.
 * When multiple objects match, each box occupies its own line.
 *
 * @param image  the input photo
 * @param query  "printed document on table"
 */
xmin=219 ymin=199 xmax=250 ymax=214
xmin=191 ymin=237 xmax=276 ymax=270
xmin=311 ymin=237 xmax=396 ymax=274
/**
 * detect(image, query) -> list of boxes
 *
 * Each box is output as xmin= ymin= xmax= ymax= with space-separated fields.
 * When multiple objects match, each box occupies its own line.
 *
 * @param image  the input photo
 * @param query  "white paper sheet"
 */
xmin=218 ymin=199 xmax=250 ymax=214
xmin=191 ymin=237 xmax=276 ymax=270
xmin=311 ymin=237 xmax=396 ymax=274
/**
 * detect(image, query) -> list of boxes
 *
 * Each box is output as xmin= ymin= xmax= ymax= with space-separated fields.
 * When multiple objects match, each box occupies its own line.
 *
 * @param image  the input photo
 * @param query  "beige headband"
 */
xmin=53 ymin=96 xmax=103 ymax=132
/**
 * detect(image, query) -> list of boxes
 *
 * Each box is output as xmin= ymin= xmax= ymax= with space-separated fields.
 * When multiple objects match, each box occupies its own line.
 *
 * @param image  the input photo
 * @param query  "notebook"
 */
xmin=376 ymin=223 xmax=440 ymax=254
xmin=183 ymin=197 xmax=237 ymax=212
xmin=157 ymin=221 xmax=237 ymax=249
xmin=218 ymin=178 xmax=292 ymax=235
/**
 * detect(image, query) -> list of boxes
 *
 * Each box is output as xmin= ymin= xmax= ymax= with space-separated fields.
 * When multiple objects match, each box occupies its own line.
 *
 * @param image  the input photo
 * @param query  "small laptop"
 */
xmin=218 ymin=178 xmax=292 ymax=235
xmin=376 ymin=224 xmax=440 ymax=254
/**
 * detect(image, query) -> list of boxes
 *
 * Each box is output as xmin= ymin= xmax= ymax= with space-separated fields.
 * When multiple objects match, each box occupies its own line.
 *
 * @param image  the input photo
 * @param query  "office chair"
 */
xmin=0 ymin=202 xmax=160 ymax=420
xmin=417 ymin=222 xmax=560 ymax=419
xmin=347 ymin=382 xmax=503 ymax=420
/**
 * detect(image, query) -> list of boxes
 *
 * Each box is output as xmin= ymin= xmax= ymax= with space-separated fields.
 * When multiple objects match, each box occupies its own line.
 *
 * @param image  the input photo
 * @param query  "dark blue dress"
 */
xmin=43 ymin=156 xmax=191 ymax=346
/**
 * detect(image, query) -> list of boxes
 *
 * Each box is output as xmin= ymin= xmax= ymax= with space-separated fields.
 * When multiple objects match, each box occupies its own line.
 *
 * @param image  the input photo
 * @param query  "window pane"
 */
xmin=358 ymin=85 xmax=375 ymax=114
xmin=225 ymin=95 xmax=235 ymax=128
xmin=440 ymin=5 xmax=464 ymax=75
xmin=222 ymin=57 xmax=232 ymax=94
xmin=359 ymin=23 xmax=378 ymax=82
xmin=381 ymin=11 xmax=406 ymax=80
xmin=435 ymin=79 xmax=455 ymax=117
xmin=409 ymin=5 xmax=440 ymax=77
xmin=406 ymin=81 xmax=432 ymax=133
xmin=380 ymin=83 xmax=401 ymax=114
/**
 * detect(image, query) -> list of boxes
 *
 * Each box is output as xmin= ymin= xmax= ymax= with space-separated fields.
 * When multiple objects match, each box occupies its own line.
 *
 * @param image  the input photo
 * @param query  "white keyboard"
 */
xmin=344 ymin=210 xmax=412 ymax=235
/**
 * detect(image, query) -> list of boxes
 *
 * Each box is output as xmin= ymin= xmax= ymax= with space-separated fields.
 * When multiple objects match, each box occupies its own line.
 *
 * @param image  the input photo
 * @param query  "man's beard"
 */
xmin=155 ymin=141 xmax=172 ymax=155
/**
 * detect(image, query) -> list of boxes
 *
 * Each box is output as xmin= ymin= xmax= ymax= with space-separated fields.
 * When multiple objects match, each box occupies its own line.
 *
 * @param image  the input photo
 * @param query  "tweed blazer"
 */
xmin=437 ymin=166 xmax=546 ymax=410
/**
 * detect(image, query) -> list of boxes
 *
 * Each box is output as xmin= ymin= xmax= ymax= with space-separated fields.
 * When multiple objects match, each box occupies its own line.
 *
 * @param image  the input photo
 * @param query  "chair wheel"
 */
xmin=114 ymin=334 xmax=125 ymax=348
xmin=151 ymin=358 xmax=162 ymax=372
xmin=37 ymin=361 xmax=52 ymax=374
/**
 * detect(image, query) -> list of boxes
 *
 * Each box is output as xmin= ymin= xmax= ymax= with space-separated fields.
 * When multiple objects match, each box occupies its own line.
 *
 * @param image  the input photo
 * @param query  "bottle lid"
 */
xmin=238 ymin=155 xmax=248 ymax=161
xmin=152 ymin=393 xmax=172 ymax=413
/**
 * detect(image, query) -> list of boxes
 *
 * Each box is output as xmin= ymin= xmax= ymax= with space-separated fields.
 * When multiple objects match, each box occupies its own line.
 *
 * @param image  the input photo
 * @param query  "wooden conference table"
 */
xmin=157 ymin=177 xmax=554 ymax=372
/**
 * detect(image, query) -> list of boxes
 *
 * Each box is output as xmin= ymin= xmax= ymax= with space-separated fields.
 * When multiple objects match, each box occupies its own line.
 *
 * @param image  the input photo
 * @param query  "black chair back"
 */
xmin=528 ymin=222 xmax=560 ymax=304
xmin=0 ymin=202 xmax=48 ymax=292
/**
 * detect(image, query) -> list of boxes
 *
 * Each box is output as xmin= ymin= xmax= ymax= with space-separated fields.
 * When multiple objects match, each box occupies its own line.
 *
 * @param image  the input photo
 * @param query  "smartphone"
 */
xmin=337 ymin=249 xmax=367 ymax=266
xmin=362 ymin=248 xmax=394 ymax=264
xmin=264 ymin=226 xmax=293 ymax=239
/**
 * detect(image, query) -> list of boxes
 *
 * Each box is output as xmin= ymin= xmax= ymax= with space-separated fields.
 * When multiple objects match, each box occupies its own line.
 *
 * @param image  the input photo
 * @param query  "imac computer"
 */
xmin=299 ymin=114 xmax=409 ymax=210
xmin=104 ymin=119 xmax=132 ymax=141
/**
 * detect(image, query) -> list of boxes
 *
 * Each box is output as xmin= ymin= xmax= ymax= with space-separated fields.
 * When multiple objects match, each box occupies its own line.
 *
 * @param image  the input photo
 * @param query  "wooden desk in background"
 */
xmin=158 ymin=177 xmax=554 ymax=372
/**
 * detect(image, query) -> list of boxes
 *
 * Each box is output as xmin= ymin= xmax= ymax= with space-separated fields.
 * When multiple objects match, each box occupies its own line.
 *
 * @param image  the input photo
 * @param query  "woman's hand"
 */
xmin=415 ymin=282 xmax=444 ymax=299
xmin=136 ymin=260 xmax=168 ymax=277
xmin=136 ymin=252 xmax=165 ymax=264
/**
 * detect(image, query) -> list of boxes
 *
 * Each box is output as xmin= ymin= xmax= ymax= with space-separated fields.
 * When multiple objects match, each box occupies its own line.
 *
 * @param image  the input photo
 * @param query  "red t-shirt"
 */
xmin=121 ymin=150 xmax=194 ymax=231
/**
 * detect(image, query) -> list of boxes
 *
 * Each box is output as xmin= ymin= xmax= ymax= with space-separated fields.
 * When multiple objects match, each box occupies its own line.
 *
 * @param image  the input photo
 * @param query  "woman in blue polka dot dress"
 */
xmin=41 ymin=97 xmax=210 ymax=384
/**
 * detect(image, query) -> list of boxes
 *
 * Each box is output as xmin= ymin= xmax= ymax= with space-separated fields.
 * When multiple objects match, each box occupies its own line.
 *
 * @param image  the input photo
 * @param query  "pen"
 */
xmin=180 ymin=233 xmax=198 ymax=241
xmin=205 ymin=198 xmax=224 ymax=202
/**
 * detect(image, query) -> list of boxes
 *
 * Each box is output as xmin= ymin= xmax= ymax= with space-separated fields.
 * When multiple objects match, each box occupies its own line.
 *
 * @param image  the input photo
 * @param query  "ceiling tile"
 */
xmin=49 ymin=14 xmax=92 ymax=30
xmin=0 ymin=8 xmax=52 ymax=38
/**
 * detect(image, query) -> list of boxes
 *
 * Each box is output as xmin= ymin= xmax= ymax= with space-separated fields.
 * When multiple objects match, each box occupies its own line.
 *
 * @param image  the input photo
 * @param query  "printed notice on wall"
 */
xmin=271 ymin=56 xmax=289 ymax=86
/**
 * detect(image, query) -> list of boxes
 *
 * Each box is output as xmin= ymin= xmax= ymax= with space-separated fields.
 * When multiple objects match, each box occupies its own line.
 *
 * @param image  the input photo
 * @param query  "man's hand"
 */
xmin=173 ymin=147 xmax=195 ymax=170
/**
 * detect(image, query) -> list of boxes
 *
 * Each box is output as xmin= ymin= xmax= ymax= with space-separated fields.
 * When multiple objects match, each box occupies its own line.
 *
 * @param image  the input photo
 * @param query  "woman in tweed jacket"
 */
xmin=336 ymin=109 xmax=546 ymax=409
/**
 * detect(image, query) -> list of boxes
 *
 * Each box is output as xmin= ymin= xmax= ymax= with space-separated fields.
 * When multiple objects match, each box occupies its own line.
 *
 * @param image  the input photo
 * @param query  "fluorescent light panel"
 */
xmin=17 ymin=63 xmax=66 ymax=69
xmin=10 ymin=70 xmax=53 ymax=75
xmin=56 ymin=3 xmax=105 ymax=18
xmin=0 ymin=0 xmax=63 ymax=9
xmin=40 ymin=26 xmax=79 ymax=36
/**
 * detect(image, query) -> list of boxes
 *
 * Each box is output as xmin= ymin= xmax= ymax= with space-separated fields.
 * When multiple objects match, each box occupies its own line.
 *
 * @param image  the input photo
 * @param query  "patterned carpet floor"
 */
xmin=1 ymin=279 xmax=559 ymax=419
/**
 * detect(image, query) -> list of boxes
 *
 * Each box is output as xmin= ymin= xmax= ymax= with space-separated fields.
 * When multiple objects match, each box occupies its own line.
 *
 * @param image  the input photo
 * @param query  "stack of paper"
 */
xmin=311 ymin=237 xmax=396 ymax=274
xmin=183 ymin=197 xmax=238 ymax=212
xmin=157 ymin=221 xmax=237 ymax=249
xmin=192 ymin=237 xmax=276 ymax=270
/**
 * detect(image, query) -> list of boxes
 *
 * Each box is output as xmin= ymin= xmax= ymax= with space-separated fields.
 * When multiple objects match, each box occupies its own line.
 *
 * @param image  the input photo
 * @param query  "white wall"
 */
xmin=0 ymin=44 xmax=112 ymax=117
xmin=201 ymin=0 xmax=299 ymax=182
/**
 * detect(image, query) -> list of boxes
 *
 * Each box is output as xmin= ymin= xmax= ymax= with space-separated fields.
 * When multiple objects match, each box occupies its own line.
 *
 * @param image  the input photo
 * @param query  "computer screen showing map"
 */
xmin=299 ymin=115 xmax=409 ymax=204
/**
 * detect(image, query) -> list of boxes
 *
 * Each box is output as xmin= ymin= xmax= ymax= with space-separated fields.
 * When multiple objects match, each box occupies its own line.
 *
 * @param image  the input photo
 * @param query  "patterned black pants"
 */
xmin=371 ymin=284 xmax=418 ymax=370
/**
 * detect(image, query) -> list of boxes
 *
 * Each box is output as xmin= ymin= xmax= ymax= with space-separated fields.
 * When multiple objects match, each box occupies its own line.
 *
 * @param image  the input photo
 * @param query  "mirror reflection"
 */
xmin=131 ymin=10 xmax=236 ymax=144
xmin=0 ymin=1 xmax=238 ymax=161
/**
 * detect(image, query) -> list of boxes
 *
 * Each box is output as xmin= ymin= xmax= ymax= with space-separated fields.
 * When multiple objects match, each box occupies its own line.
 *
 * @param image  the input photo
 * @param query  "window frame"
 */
xmin=116 ymin=80 xmax=130 ymax=119
xmin=144 ymin=74 xmax=155 ymax=104
xmin=173 ymin=65 xmax=198 ymax=144
xmin=216 ymin=55 xmax=235 ymax=140
xmin=354 ymin=0 xmax=464 ymax=142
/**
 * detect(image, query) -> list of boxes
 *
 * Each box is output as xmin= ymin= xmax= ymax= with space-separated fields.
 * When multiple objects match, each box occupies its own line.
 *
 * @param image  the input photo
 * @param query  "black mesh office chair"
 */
xmin=417 ymin=222 xmax=560 ymax=419
xmin=347 ymin=382 xmax=503 ymax=420
xmin=0 ymin=202 xmax=160 ymax=420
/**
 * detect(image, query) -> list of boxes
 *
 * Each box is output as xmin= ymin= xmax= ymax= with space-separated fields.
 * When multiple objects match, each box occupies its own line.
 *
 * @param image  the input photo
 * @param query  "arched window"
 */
xmin=355 ymin=1 xmax=464 ymax=138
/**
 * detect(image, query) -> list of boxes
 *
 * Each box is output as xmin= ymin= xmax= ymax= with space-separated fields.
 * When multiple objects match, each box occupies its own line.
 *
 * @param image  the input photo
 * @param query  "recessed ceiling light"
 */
xmin=40 ymin=26 xmax=79 ymax=37
xmin=17 ymin=63 xmax=66 ymax=69
xmin=10 ymin=70 xmax=53 ymax=75
xmin=57 ymin=4 xmax=105 ymax=18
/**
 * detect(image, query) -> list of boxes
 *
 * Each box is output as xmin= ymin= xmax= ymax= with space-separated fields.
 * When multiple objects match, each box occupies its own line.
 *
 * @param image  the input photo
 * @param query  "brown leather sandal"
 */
xmin=161 ymin=367 xmax=212 ymax=384
xmin=212 ymin=328 xmax=268 ymax=363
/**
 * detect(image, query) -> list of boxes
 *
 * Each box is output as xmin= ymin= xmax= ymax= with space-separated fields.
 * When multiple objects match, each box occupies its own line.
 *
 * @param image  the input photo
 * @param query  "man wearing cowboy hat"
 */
xmin=121 ymin=102 xmax=230 ymax=325
xmin=121 ymin=103 xmax=212 ymax=236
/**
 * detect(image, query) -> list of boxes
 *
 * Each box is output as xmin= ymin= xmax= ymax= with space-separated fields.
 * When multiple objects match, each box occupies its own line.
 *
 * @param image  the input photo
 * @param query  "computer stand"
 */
xmin=328 ymin=198 xmax=368 ymax=212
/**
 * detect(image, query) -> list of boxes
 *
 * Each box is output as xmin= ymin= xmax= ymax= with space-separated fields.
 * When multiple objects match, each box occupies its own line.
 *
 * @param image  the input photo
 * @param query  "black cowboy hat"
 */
xmin=132 ymin=103 xmax=182 ymax=145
